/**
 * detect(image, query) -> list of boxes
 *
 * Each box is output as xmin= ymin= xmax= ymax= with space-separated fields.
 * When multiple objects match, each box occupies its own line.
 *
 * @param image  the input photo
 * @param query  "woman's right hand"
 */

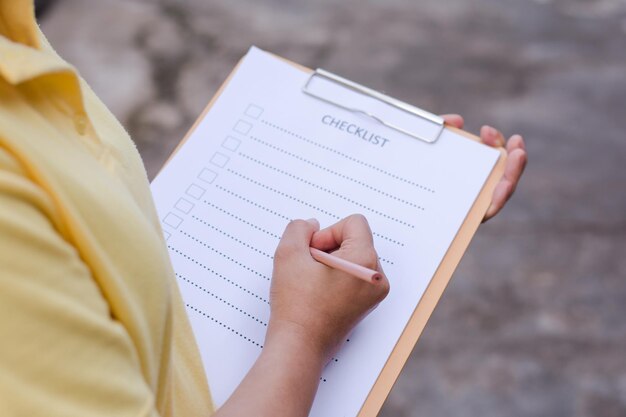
xmin=268 ymin=214 xmax=390 ymax=361
xmin=215 ymin=214 xmax=389 ymax=417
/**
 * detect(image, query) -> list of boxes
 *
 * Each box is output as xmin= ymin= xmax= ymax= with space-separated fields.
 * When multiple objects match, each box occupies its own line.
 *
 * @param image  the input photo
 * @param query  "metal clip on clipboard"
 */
xmin=302 ymin=68 xmax=445 ymax=144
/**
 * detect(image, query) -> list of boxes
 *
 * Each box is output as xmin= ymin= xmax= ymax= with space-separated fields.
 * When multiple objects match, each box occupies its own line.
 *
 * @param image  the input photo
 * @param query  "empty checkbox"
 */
xmin=222 ymin=136 xmax=241 ymax=152
xmin=163 ymin=230 xmax=171 ymax=241
xmin=163 ymin=212 xmax=183 ymax=229
xmin=233 ymin=120 xmax=252 ymax=135
xmin=175 ymin=198 xmax=195 ymax=214
xmin=186 ymin=183 xmax=206 ymax=199
xmin=244 ymin=104 xmax=264 ymax=119
xmin=198 ymin=168 xmax=218 ymax=183
xmin=210 ymin=152 xmax=230 ymax=168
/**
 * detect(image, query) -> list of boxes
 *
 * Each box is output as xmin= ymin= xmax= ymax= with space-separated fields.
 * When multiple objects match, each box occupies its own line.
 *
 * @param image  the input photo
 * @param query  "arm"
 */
xmin=214 ymin=215 xmax=389 ymax=417
xmin=0 ymin=153 xmax=160 ymax=417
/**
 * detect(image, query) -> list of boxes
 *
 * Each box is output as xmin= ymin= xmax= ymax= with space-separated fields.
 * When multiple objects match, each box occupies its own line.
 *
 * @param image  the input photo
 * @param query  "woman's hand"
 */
xmin=442 ymin=114 xmax=528 ymax=222
xmin=269 ymin=214 xmax=390 ymax=361
xmin=215 ymin=215 xmax=388 ymax=417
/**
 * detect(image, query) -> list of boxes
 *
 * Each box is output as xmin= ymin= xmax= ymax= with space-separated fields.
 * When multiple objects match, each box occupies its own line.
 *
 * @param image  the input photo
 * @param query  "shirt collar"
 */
xmin=0 ymin=0 xmax=77 ymax=85
xmin=0 ymin=0 xmax=40 ymax=49
xmin=0 ymin=0 xmax=96 ymax=136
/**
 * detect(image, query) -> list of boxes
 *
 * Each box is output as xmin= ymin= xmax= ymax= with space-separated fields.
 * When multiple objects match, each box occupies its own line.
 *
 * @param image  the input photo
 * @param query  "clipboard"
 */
xmin=161 ymin=47 xmax=507 ymax=417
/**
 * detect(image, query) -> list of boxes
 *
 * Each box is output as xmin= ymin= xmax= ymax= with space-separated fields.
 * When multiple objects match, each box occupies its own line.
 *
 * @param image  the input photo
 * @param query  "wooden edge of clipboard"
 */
xmin=158 ymin=48 xmax=508 ymax=415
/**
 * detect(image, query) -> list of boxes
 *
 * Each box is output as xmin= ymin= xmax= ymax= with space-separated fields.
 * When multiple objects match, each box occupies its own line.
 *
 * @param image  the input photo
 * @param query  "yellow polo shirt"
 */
xmin=0 ymin=1 xmax=213 ymax=416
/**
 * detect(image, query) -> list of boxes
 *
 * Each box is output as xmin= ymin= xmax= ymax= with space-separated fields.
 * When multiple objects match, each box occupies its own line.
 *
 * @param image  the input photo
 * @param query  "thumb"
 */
xmin=276 ymin=218 xmax=320 ymax=255
xmin=310 ymin=214 xmax=373 ymax=252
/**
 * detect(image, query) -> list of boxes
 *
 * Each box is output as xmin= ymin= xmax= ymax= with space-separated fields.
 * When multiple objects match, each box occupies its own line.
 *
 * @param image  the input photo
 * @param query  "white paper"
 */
xmin=151 ymin=46 xmax=500 ymax=417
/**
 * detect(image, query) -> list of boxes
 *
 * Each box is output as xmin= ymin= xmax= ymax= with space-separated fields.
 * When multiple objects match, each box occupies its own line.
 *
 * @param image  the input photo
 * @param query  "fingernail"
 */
xmin=512 ymin=134 xmax=526 ymax=150
xmin=488 ymin=126 xmax=505 ymax=147
xmin=305 ymin=218 xmax=319 ymax=227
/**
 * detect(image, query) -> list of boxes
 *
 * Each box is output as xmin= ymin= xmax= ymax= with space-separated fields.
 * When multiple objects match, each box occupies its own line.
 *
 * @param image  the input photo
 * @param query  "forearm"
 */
xmin=213 ymin=321 xmax=326 ymax=417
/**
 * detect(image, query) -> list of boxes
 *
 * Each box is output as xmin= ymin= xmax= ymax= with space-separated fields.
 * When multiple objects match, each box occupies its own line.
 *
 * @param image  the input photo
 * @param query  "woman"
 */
xmin=0 ymin=1 xmax=527 ymax=416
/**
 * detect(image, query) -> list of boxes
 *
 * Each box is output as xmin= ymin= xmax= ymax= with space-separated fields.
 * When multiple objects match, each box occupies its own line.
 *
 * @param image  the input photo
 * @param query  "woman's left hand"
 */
xmin=442 ymin=114 xmax=528 ymax=222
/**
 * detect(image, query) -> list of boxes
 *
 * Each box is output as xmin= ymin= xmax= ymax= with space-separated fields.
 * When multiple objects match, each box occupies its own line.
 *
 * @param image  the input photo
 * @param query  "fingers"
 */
xmin=479 ymin=127 xmax=526 ymax=221
xmin=276 ymin=218 xmax=320 ymax=257
xmin=480 ymin=125 xmax=506 ymax=147
xmin=310 ymin=214 xmax=374 ymax=252
xmin=484 ymin=179 xmax=514 ymax=220
xmin=504 ymin=147 xmax=528 ymax=188
xmin=437 ymin=115 xmax=527 ymax=222
xmin=484 ymin=147 xmax=527 ymax=221
xmin=441 ymin=114 xmax=464 ymax=129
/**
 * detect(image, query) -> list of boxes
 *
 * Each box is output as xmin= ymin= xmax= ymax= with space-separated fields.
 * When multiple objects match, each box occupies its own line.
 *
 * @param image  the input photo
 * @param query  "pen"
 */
xmin=309 ymin=247 xmax=382 ymax=284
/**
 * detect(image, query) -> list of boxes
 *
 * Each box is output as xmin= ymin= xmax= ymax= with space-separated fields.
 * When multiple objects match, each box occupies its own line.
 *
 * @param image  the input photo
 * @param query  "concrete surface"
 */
xmin=41 ymin=0 xmax=626 ymax=416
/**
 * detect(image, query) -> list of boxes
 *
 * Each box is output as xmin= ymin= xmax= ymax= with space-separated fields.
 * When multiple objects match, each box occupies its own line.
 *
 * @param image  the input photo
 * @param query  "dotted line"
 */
xmin=320 ymin=377 xmax=327 ymax=383
xmin=229 ymin=169 xmax=413 ymax=228
xmin=215 ymin=184 xmax=291 ymax=221
xmin=239 ymin=152 xmax=425 ymax=212
xmin=378 ymin=256 xmax=394 ymax=266
xmin=186 ymin=303 xmax=263 ymax=348
xmin=214 ymin=183 xmax=404 ymax=247
xmin=203 ymin=201 xmax=281 ymax=239
xmin=245 ymin=139 xmax=424 ymax=209
xmin=178 ymin=274 xmax=268 ymax=327
xmin=179 ymin=230 xmax=270 ymax=282
xmin=168 ymin=245 xmax=270 ymax=304
xmin=227 ymin=169 xmax=341 ymax=220
xmin=214 ymin=170 xmax=405 ymax=247
xmin=372 ymin=232 xmax=405 ymax=247
xmin=261 ymin=120 xmax=435 ymax=193
xmin=191 ymin=215 xmax=274 ymax=259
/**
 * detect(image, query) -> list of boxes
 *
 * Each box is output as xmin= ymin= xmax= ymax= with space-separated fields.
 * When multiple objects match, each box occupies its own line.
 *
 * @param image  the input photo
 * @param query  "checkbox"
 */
xmin=198 ymin=168 xmax=218 ymax=183
xmin=175 ymin=197 xmax=195 ymax=214
xmin=210 ymin=152 xmax=230 ymax=168
xmin=244 ymin=104 xmax=264 ymax=119
xmin=222 ymin=136 xmax=241 ymax=152
xmin=163 ymin=230 xmax=171 ymax=241
xmin=163 ymin=212 xmax=183 ymax=229
xmin=233 ymin=120 xmax=252 ymax=135
xmin=186 ymin=183 xmax=206 ymax=199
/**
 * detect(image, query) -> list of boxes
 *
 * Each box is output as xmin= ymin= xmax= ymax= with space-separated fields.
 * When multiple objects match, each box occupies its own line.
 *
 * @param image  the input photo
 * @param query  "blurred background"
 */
xmin=39 ymin=0 xmax=626 ymax=416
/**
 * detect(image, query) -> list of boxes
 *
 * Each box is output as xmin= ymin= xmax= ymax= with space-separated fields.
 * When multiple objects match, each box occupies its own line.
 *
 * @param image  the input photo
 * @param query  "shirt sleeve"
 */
xmin=0 ymin=147 xmax=160 ymax=417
